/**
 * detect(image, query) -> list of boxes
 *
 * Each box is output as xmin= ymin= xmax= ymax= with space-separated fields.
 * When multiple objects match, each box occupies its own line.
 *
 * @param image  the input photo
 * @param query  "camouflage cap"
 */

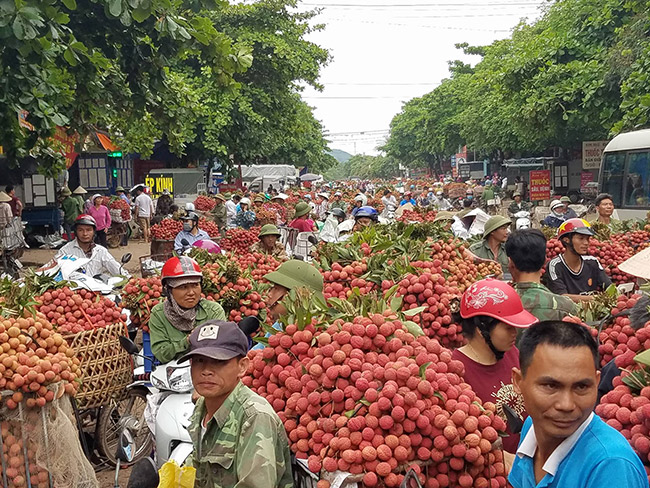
xmin=483 ymin=215 xmax=511 ymax=238
xmin=433 ymin=211 xmax=455 ymax=223
xmin=179 ymin=320 xmax=249 ymax=363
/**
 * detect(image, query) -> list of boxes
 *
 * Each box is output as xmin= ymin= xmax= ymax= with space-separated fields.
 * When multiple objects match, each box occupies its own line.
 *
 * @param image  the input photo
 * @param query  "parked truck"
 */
xmin=239 ymin=165 xmax=298 ymax=193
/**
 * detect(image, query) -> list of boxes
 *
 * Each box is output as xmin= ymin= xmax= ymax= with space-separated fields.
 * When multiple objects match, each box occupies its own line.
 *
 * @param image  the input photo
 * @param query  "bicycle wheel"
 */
xmin=96 ymin=388 xmax=153 ymax=466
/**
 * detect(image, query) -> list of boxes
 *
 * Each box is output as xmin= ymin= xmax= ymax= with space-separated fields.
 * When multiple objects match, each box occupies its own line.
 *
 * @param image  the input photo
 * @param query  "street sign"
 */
xmin=582 ymin=141 xmax=608 ymax=170
xmin=529 ymin=170 xmax=551 ymax=201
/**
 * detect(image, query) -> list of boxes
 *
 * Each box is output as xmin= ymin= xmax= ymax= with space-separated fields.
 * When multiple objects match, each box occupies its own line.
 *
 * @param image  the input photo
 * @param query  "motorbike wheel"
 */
xmin=96 ymin=388 xmax=153 ymax=466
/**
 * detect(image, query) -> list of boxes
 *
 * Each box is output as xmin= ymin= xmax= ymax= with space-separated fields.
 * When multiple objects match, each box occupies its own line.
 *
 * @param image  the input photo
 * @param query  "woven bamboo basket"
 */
xmin=64 ymin=322 xmax=132 ymax=410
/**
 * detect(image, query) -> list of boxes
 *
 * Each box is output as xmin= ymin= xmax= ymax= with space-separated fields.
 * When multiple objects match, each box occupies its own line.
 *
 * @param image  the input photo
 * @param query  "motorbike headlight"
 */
xmin=167 ymin=365 xmax=193 ymax=393
xmin=151 ymin=374 xmax=166 ymax=390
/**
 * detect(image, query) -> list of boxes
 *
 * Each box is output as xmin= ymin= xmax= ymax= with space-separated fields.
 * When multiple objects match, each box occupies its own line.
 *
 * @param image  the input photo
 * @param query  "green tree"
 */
xmin=188 ymin=0 xmax=332 ymax=173
xmin=385 ymin=0 xmax=650 ymax=165
xmin=0 ymin=0 xmax=251 ymax=176
xmin=383 ymin=76 xmax=466 ymax=172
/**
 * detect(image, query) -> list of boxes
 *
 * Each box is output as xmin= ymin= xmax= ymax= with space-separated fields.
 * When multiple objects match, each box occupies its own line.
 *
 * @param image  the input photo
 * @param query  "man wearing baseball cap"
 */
xmin=181 ymin=320 xmax=292 ymax=488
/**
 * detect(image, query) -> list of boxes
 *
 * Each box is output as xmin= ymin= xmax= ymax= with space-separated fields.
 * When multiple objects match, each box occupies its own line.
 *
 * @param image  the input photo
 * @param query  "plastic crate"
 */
xmin=142 ymin=331 xmax=160 ymax=373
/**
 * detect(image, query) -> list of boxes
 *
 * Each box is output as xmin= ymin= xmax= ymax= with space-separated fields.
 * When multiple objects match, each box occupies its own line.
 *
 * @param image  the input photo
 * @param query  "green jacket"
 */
xmin=469 ymin=239 xmax=509 ymax=275
xmin=330 ymin=200 xmax=347 ymax=212
xmin=513 ymin=281 xmax=578 ymax=321
xmin=482 ymin=187 xmax=495 ymax=203
xmin=211 ymin=203 xmax=228 ymax=231
xmin=62 ymin=196 xmax=83 ymax=224
xmin=187 ymin=382 xmax=293 ymax=488
xmin=508 ymin=201 xmax=531 ymax=216
xmin=149 ymin=299 xmax=226 ymax=363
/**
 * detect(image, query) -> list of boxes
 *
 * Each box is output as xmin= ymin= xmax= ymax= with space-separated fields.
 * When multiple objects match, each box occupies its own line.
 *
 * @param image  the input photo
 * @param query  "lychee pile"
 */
xmin=245 ymin=311 xmax=509 ymax=487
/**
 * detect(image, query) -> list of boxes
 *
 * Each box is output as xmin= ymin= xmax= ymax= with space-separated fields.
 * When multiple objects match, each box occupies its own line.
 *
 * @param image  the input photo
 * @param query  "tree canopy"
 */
xmin=0 ymin=0 xmax=333 ymax=176
xmin=383 ymin=0 xmax=650 ymax=170
xmin=325 ymin=154 xmax=400 ymax=181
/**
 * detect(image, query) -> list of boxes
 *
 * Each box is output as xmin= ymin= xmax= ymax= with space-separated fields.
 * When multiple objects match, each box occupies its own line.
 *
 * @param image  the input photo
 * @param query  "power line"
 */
xmin=321 ymin=18 xmax=512 ymax=31
xmin=303 ymin=1 xmax=542 ymax=7
xmin=325 ymin=129 xmax=390 ymax=134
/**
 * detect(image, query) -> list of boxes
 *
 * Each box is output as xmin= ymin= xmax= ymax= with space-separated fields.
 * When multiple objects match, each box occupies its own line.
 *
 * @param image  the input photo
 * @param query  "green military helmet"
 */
xmin=512 ymin=191 xmax=521 ymax=198
xmin=116 ymin=186 xmax=125 ymax=192
xmin=264 ymin=260 xmax=325 ymax=302
xmin=483 ymin=215 xmax=511 ymax=238
xmin=259 ymin=224 xmax=281 ymax=238
xmin=294 ymin=202 xmax=311 ymax=218
xmin=433 ymin=211 xmax=455 ymax=223
xmin=61 ymin=187 xmax=72 ymax=196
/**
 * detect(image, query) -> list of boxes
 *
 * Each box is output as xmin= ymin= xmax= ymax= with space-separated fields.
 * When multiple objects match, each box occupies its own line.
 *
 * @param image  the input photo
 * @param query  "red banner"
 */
xmin=529 ymin=170 xmax=551 ymax=201
xmin=52 ymin=126 xmax=79 ymax=168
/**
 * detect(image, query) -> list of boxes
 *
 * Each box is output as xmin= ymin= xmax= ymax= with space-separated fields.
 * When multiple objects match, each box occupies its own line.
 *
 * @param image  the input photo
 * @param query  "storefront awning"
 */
xmin=96 ymin=132 xmax=118 ymax=152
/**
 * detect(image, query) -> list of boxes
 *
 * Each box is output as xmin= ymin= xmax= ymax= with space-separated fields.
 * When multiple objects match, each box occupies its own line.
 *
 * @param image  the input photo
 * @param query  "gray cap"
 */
xmin=179 ymin=321 xmax=249 ymax=363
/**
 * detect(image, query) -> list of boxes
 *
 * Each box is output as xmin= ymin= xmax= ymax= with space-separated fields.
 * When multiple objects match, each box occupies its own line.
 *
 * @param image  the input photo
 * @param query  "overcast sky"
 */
xmin=297 ymin=0 xmax=548 ymax=156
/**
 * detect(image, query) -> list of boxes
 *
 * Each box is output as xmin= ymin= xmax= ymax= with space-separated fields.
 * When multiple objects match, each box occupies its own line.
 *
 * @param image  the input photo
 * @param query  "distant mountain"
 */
xmin=328 ymin=149 xmax=353 ymax=164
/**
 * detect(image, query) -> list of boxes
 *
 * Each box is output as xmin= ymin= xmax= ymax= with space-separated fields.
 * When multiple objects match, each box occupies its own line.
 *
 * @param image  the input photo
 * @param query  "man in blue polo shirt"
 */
xmin=510 ymin=320 xmax=647 ymax=488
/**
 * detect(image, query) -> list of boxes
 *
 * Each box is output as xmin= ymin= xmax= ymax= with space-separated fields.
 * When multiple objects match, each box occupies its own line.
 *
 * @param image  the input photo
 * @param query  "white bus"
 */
xmin=599 ymin=128 xmax=650 ymax=220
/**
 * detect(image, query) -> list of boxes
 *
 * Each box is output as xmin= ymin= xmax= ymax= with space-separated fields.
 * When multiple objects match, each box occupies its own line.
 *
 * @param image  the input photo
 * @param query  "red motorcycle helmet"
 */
xmin=161 ymin=256 xmax=203 ymax=285
xmin=557 ymin=218 xmax=594 ymax=240
xmin=192 ymin=240 xmax=222 ymax=254
xmin=460 ymin=278 xmax=538 ymax=328
xmin=74 ymin=214 xmax=97 ymax=229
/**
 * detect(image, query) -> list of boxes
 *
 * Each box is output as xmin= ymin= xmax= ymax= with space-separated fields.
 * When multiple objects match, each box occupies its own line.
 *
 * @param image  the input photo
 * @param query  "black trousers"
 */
xmin=95 ymin=229 xmax=108 ymax=247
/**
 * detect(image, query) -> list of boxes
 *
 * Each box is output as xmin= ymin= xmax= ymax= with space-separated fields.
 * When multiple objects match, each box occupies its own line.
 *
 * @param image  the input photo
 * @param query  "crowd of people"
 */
xmin=22 ymin=175 xmax=645 ymax=488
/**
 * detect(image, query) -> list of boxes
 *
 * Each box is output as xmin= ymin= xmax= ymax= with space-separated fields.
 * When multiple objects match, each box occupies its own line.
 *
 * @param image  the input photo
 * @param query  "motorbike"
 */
xmin=118 ymin=316 xmax=261 ymax=468
xmin=39 ymin=253 xmax=144 ymax=466
xmin=513 ymin=210 xmax=531 ymax=229
xmin=0 ymin=216 xmax=27 ymax=279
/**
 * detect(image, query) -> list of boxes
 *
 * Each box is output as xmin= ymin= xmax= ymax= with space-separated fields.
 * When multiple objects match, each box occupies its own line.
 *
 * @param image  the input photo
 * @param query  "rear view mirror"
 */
xmin=115 ymin=428 xmax=135 ymax=463
xmin=121 ymin=253 xmax=132 ymax=264
xmin=119 ymin=336 xmax=140 ymax=355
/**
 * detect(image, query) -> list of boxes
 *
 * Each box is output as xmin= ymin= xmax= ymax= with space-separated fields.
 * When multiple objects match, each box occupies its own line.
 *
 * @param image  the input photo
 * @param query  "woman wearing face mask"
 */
xmin=451 ymin=279 xmax=538 ymax=457
xmin=174 ymin=211 xmax=209 ymax=253
xmin=149 ymin=256 xmax=226 ymax=363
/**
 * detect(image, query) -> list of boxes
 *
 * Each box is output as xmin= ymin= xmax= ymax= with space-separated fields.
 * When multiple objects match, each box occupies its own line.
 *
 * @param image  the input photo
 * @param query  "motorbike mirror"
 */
xmin=121 ymin=253 xmax=132 ymax=264
xmin=115 ymin=428 xmax=136 ymax=463
xmin=119 ymin=336 xmax=140 ymax=355
xmin=239 ymin=316 xmax=261 ymax=337
xmin=307 ymin=235 xmax=319 ymax=246
xmin=181 ymin=238 xmax=190 ymax=246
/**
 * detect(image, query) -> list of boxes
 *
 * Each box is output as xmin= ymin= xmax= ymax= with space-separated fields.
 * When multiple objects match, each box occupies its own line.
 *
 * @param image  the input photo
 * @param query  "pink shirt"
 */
xmin=87 ymin=204 xmax=112 ymax=231
xmin=289 ymin=218 xmax=315 ymax=233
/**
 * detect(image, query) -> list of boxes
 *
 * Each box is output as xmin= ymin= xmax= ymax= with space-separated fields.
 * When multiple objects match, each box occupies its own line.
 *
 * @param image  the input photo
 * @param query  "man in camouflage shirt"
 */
xmin=211 ymin=194 xmax=228 ymax=236
xmin=505 ymin=229 xmax=577 ymax=323
xmin=249 ymin=224 xmax=288 ymax=261
xmin=180 ymin=320 xmax=293 ymax=488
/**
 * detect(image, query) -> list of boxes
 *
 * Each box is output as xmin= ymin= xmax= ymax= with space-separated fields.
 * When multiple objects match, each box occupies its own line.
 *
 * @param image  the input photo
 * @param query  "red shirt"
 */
xmin=452 ymin=347 xmax=524 ymax=453
xmin=289 ymin=218 xmax=315 ymax=233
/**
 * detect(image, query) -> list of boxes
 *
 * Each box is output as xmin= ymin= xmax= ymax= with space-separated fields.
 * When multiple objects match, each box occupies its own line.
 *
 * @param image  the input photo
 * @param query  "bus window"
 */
xmin=601 ymin=152 xmax=625 ymax=207
xmin=625 ymin=152 xmax=650 ymax=207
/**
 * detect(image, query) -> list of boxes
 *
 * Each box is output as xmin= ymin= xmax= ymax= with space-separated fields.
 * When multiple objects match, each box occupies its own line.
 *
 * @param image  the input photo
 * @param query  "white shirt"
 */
xmin=319 ymin=215 xmax=340 ymax=242
xmin=134 ymin=193 xmax=153 ymax=218
xmin=174 ymin=229 xmax=210 ymax=253
xmin=225 ymin=200 xmax=237 ymax=225
xmin=381 ymin=195 xmax=397 ymax=212
xmin=516 ymin=412 xmax=594 ymax=477
xmin=55 ymin=240 xmax=129 ymax=278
